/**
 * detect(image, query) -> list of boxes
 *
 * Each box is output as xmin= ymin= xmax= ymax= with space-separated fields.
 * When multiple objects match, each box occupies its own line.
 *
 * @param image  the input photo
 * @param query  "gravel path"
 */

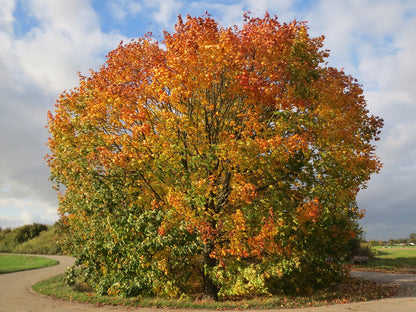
xmin=0 ymin=255 xmax=415 ymax=311
xmin=350 ymin=270 xmax=416 ymax=297
xmin=0 ymin=255 xmax=134 ymax=312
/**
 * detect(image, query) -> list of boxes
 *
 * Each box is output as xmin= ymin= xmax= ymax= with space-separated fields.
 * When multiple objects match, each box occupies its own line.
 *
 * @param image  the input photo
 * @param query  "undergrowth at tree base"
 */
xmin=33 ymin=274 xmax=399 ymax=309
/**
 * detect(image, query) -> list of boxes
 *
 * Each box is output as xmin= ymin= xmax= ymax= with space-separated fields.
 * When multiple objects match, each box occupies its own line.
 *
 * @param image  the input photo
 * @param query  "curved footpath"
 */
xmin=0 ymin=255 xmax=415 ymax=312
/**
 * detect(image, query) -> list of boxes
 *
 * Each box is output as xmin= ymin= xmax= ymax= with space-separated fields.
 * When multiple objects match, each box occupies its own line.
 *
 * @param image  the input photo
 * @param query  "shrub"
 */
xmin=15 ymin=223 xmax=48 ymax=244
xmin=13 ymin=225 xmax=62 ymax=255
xmin=0 ymin=229 xmax=18 ymax=252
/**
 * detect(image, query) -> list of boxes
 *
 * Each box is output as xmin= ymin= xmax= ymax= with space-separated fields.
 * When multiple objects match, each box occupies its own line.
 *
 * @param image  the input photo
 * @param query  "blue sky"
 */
xmin=0 ymin=0 xmax=415 ymax=240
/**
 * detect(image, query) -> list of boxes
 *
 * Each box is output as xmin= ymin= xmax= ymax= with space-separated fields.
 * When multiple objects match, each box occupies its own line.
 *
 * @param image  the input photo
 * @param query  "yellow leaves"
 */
xmin=203 ymin=43 xmax=220 ymax=50
xmin=151 ymin=199 xmax=163 ymax=209
xmin=296 ymin=197 xmax=321 ymax=224
xmin=132 ymin=123 xmax=151 ymax=136
xmin=255 ymin=135 xmax=283 ymax=154
xmin=157 ymin=225 xmax=167 ymax=236
xmin=233 ymin=209 xmax=246 ymax=231
xmin=229 ymin=173 xmax=257 ymax=205
xmin=166 ymin=190 xmax=185 ymax=211
xmin=46 ymin=13 xmax=383 ymax=299
xmin=157 ymin=258 xmax=169 ymax=275
xmin=287 ymin=133 xmax=309 ymax=153
xmin=357 ymin=208 xmax=366 ymax=219
xmin=100 ymin=263 xmax=107 ymax=274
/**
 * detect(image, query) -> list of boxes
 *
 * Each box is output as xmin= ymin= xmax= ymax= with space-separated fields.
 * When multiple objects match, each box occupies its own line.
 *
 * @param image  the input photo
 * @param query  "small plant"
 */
xmin=63 ymin=266 xmax=77 ymax=286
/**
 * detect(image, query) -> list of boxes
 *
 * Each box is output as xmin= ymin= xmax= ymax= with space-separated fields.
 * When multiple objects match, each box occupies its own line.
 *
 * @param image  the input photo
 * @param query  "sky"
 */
xmin=0 ymin=0 xmax=415 ymax=241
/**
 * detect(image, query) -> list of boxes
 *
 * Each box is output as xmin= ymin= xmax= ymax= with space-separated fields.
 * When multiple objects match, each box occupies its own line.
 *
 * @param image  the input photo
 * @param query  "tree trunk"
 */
xmin=202 ymin=242 xmax=219 ymax=301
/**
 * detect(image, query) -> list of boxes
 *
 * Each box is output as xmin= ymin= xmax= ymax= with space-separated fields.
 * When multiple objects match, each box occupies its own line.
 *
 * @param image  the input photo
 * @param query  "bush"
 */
xmin=13 ymin=225 xmax=62 ymax=254
xmin=347 ymin=235 xmax=375 ymax=261
xmin=0 ymin=228 xmax=18 ymax=252
xmin=0 ymin=223 xmax=63 ymax=255
xmin=15 ymin=223 xmax=48 ymax=244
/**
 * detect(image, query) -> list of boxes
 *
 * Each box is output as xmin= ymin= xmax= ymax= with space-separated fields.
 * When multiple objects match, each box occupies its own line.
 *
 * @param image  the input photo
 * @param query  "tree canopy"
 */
xmin=46 ymin=13 xmax=383 ymax=299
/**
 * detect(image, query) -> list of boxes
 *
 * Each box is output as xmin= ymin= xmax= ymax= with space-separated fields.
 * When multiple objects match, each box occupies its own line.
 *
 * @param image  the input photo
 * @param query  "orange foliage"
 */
xmin=46 ymin=13 xmax=383 ymax=298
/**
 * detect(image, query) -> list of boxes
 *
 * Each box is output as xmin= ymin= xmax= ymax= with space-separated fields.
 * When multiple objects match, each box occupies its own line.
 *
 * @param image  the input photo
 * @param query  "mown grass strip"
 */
xmin=354 ymin=247 xmax=416 ymax=273
xmin=33 ymin=274 xmax=398 ymax=310
xmin=0 ymin=254 xmax=58 ymax=273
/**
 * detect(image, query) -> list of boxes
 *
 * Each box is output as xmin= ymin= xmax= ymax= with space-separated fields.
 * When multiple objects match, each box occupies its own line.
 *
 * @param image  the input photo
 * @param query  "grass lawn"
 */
xmin=32 ymin=273 xmax=397 ymax=310
xmin=0 ymin=254 xmax=58 ymax=274
xmin=354 ymin=246 xmax=416 ymax=273
xmin=374 ymin=246 xmax=416 ymax=270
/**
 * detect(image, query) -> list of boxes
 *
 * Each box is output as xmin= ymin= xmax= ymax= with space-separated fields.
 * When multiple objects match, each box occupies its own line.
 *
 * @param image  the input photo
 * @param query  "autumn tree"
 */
xmin=46 ymin=14 xmax=383 ymax=299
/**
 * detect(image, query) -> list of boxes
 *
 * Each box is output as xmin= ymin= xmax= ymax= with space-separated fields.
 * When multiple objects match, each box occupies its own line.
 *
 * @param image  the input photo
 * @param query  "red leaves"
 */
xmin=46 ymin=13 xmax=383 ymax=298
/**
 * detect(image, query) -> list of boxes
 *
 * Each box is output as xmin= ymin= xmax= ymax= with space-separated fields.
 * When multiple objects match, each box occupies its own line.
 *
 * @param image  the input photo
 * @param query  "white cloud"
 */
xmin=0 ymin=197 xmax=58 ymax=228
xmin=1 ymin=0 xmax=415 ymax=240
xmin=287 ymin=0 xmax=416 ymax=240
xmin=11 ymin=0 xmax=125 ymax=94
xmin=381 ymin=121 xmax=416 ymax=167
xmin=227 ymin=0 xmax=416 ymax=240
xmin=108 ymin=0 xmax=142 ymax=21
xmin=244 ymin=0 xmax=293 ymax=20
xmin=188 ymin=1 xmax=244 ymax=27
xmin=146 ymin=0 xmax=183 ymax=25
xmin=0 ymin=0 xmax=16 ymax=34
xmin=0 ymin=0 xmax=125 ymax=229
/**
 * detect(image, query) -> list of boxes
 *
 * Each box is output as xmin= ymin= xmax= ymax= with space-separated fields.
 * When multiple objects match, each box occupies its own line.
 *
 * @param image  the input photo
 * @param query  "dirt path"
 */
xmin=0 ymin=255 xmax=132 ymax=312
xmin=350 ymin=270 xmax=416 ymax=298
xmin=0 ymin=255 xmax=415 ymax=311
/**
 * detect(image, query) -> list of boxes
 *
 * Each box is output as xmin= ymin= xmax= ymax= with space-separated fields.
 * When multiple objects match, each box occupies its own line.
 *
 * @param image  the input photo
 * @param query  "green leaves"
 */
xmin=47 ymin=13 xmax=382 ymax=299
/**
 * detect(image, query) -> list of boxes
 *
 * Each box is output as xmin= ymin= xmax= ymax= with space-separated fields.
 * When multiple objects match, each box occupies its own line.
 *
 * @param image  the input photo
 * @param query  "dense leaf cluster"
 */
xmin=47 ymin=14 xmax=383 ymax=299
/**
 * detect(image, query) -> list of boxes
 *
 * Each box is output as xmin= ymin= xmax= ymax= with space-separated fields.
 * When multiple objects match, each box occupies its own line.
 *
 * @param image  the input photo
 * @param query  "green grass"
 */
xmin=13 ymin=228 xmax=62 ymax=255
xmin=32 ymin=274 xmax=397 ymax=310
xmin=0 ymin=224 xmax=62 ymax=255
xmin=355 ymin=246 xmax=416 ymax=272
xmin=0 ymin=254 xmax=58 ymax=273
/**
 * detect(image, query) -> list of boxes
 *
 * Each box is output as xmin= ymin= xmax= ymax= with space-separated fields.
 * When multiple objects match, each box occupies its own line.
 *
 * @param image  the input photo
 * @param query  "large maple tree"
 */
xmin=47 ymin=14 xmax=383 ymax=299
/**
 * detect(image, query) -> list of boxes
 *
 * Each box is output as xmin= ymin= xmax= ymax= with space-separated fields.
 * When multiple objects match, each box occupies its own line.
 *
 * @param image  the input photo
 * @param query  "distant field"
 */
xmin=0 ymin=254 xmax=58 ymax=274
xmin=364 ymin=246 xmax=416 ymax=272
xmin=375 ymin=246 xmax=416 ymax=257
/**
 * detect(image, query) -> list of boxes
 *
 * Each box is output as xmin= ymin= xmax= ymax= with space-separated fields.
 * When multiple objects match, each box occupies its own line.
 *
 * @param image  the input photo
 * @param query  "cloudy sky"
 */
xmin=0 ymin=0 xmax=415 ymax=240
